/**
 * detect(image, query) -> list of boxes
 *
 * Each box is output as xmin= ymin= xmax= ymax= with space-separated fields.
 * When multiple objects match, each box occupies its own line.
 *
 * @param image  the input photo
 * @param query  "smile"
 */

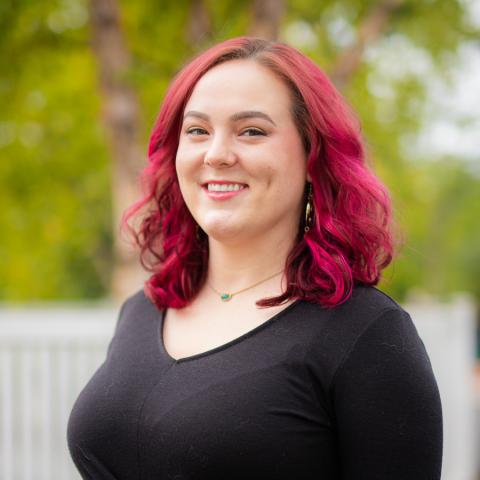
xmin=207 ymin=183 xmax=246 ymax=192
xmin=202 ymin=183 xmax=248 ymax=200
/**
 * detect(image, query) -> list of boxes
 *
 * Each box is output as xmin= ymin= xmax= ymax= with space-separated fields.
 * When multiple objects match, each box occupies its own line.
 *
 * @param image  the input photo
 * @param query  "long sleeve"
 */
xmin=331 ymin=308 xmax=443 ymax=479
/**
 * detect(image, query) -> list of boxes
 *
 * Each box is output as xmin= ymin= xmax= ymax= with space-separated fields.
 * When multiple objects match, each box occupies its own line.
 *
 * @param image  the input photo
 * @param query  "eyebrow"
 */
xmin=183 ymin=110 xmax=277 ymax=126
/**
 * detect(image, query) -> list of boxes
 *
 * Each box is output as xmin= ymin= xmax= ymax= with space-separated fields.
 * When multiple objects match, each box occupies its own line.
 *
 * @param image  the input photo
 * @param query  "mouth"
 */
xmin=201 ymin=182 xmax=249 ymax=192
xmin=201 ymin=182 xmax=249 ymax=200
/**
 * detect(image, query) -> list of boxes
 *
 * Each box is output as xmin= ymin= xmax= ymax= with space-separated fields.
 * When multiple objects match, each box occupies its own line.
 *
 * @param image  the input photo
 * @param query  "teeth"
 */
xmin=207 ymin=183 xmax=246 ymax=192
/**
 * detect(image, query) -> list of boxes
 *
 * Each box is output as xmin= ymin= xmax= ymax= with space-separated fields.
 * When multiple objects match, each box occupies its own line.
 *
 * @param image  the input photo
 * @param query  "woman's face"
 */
xmin=175 ymin=59 xmax=310 ymax=246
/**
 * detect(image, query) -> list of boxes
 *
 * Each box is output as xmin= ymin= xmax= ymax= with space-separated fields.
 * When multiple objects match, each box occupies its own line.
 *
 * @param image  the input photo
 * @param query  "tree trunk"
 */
xmin=330 ymin=0 xmax=405 ymax=90
xmin=88 ymin=0 xmax=148 ymax=302
xmin=186 ymin=0 xmax=211 ymax=46
xmin=249 ymin=0 xmax=285 ymax=40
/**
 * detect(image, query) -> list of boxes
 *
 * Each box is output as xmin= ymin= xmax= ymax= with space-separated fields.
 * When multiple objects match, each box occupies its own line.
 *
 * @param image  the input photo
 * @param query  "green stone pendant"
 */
xmin=220 ymin=293 xmax=233 ymax=302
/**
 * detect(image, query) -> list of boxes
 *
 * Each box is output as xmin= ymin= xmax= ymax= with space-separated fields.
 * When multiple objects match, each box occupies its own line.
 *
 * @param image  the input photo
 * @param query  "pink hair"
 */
xmin=122 ymin=37 xmax=398 ymax=309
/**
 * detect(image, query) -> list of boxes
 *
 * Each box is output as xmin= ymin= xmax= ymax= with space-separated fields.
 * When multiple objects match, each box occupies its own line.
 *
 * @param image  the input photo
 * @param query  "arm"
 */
xmin=331 ymin=308 xmax=443 ymax=480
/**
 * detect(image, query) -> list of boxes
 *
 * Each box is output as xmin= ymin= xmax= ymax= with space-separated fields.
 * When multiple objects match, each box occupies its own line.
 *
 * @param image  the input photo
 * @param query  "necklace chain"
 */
xmin=208 ymin=269 xmax=284 ymax=302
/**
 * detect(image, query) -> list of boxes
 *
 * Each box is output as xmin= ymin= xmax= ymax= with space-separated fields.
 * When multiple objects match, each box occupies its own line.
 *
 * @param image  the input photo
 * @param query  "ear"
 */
xmin=306 ymin=172 xmax=312 ymax=182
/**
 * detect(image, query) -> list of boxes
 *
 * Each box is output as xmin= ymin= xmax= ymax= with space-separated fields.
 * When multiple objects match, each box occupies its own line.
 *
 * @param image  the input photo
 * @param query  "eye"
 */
xmin=240 ymin=128 xmax=266 ymax=137
xmin=186 ymin=127 xmax=208 ymax=136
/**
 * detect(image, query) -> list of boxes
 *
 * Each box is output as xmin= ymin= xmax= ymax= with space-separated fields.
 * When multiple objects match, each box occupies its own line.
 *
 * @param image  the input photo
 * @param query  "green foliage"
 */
xmin=0 ymin=0 xmax=112 ymax=300
xmin=1 ymin=0 xmax=479 ymax=305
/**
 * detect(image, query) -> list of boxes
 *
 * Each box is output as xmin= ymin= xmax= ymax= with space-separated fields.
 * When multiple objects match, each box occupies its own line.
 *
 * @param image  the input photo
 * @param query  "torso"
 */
xmin=162 ymin=290 xmax=297 ymax=361
xmin=68 ymin=285 xmax=443 ymax=480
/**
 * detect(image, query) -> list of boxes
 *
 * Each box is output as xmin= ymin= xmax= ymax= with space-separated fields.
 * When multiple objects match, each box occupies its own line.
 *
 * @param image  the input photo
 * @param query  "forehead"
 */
xmin=184 ymin=59 xmax=293 ymax=116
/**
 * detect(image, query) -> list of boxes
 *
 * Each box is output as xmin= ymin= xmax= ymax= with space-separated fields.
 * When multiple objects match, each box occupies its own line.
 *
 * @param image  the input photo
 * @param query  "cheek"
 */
xmin=174 ymin=158 xmax=183 ymax=188
xmin=174 ymin=156 xmax=192 ymax=201
xmin=175 ymin=147 xmax=194 ymax=180
xmin=175 ymin=140 xmax=203 ymax=174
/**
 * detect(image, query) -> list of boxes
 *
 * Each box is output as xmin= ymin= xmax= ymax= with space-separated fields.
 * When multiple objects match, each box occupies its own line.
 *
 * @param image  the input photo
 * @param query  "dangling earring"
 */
xmin=304 ymin=182 xmax=314 ymax=234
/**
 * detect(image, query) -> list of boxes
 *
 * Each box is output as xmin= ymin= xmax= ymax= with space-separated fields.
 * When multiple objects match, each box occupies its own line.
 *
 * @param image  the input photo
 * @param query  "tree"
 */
xmin=88 ymin=0 xmax=147 ymax=300
xmin=0 ymin=0 xmax=478 ymax=309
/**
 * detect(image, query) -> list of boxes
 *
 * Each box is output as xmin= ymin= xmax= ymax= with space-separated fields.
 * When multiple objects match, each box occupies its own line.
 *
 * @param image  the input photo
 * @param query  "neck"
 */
xmin=205 ymin=227 xmax=298 ymax=295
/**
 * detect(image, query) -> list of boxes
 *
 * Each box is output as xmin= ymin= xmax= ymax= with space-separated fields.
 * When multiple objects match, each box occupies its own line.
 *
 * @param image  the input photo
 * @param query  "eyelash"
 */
xmin=185 ymin=127 xmax=266 ymax=137
xmin=185 ymin=127 xmax=207 ymax=136
xmin=242 ymin=128 xmax=266 ymax=137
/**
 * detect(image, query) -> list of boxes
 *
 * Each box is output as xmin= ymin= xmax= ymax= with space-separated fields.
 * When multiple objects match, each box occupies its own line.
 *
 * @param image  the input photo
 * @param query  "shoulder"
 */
xmin=338 ymin=283 xmax=407 ymax=316
xmin=113 ymin=287 xmax=159 ymax=335
xmin=328 ymin=284 xmax=409 ymax=334
xmin=105 ymin=288 xmax=163 ymax=360
xmin=334 ymin=285 xmax=416 ymax=351
xmin=301 ymin=284 xmax=409 ymax=344
xmin=302 ymin=285 xmax=416 ymax=388
xmin=119 ymin=287 xmax=153 ymax=315
xmin=301 ymin=284 xmax=406 ymax=320
xmin=323 ymin=286 xmax=431 ymax=392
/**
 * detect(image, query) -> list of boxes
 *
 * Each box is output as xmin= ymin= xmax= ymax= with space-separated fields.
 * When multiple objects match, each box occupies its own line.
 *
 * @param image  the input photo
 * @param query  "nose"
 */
xmin=204 ymin=134 xmax=236 ymax=168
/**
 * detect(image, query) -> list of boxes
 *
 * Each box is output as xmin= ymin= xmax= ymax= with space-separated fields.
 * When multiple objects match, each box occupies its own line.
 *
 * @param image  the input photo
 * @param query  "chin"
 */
xmin=202 ymin=223 xmax=249 ymax=245
xmin=205 ymin=225 xmax=240 ymax=240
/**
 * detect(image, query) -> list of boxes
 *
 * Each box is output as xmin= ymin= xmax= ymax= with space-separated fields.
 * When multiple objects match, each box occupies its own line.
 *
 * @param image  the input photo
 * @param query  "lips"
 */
xmin=201 ymin=182 xmax=249 ymax=201
xmin=201 ymin=181 xmax=249 ymax=196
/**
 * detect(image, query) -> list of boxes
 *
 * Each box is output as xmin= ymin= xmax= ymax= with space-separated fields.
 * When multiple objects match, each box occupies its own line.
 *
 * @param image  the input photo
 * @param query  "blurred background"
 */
xmin=0 ymin=0 xmax=479 ymax=478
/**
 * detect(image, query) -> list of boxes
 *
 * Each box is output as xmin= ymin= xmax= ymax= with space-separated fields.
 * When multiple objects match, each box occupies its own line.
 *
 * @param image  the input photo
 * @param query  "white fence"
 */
xmin=0 ymin=304 xmax=116 ymax=480
xmin=404 ymin=293 xmax=479 ymax=480
xmin=0 ymin=294 xmax=478 ymax=480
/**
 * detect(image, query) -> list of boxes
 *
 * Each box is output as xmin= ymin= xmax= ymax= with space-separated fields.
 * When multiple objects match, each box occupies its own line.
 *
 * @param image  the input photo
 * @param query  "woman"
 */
xmin=68 ymin=37 xmax=443 ymax=479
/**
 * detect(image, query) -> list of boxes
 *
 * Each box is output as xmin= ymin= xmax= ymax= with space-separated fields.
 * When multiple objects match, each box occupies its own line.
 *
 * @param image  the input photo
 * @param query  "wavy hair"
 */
xmin=122 ymin=36 xmax=398 ymax=310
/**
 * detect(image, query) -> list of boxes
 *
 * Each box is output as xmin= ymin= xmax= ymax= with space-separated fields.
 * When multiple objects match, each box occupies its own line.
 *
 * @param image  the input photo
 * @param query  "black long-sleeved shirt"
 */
xmin=67 ymin=285 xmax=443 ymax=479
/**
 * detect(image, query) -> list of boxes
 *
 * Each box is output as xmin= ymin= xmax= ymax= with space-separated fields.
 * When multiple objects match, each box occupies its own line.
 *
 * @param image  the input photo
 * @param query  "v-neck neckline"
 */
xmin=158 ymin=299 xmax=302 ymax=364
